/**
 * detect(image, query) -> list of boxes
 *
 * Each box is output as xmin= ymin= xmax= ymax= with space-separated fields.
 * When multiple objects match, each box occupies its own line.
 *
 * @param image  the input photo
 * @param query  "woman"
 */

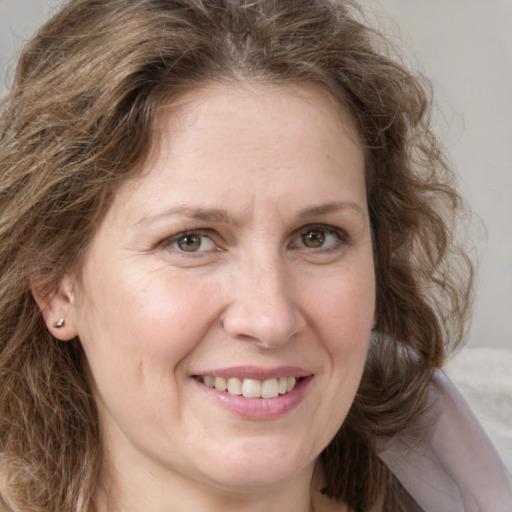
xmin=0 ymin=1 xmax=509 ymax=511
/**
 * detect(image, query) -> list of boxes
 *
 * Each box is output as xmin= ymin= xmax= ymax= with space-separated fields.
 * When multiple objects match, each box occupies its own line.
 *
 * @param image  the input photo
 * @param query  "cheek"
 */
xmin=129 ymin=272 xmax=223 ymax=355
xmin=305 ymin=266 xmax=375 ymax=335
xmin=299 ymin=268 xmax=374 ymax=448
xmin=74 ymin=272 xmax=221 ymax=426
xmin=303 ymin=264 xmax=375 ymax=384
xmin=77 ymin=267 xmax=221 ymax=377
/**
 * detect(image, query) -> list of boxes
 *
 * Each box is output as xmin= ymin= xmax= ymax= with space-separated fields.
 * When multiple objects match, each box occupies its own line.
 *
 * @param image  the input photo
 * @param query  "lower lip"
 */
xmin=193 ymin=377 xmax=312 ymax=420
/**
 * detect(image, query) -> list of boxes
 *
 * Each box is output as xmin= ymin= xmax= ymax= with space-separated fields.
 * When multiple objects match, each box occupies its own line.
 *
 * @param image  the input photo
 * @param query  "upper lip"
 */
xmin=192 ymin=366 xmax=313 ymax=380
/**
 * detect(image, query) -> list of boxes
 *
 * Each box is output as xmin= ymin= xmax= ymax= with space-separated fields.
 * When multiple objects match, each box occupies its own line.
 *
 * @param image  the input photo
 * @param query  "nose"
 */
xmin=221 ymin=252 xmax=304 ymax=348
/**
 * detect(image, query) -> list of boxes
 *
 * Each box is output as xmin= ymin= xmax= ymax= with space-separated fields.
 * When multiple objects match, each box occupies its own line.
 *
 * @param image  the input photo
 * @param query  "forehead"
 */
xmin=147 ymin=81 xmax=362 ymax=174
xmin=106 ymin=81 xmax=367 ymax=228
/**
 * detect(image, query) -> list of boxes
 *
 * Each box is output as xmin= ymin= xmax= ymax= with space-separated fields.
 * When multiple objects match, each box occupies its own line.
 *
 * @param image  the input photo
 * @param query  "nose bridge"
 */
xmin=222 ymin=244 xmax=301 ymax=346
xmin=248 ymin=247 xmax=290 ymax=312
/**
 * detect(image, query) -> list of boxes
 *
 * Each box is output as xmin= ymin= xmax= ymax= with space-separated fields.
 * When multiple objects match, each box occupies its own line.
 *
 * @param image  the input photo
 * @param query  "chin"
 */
xmin=191 ymin=434 xmax=318 ymax=492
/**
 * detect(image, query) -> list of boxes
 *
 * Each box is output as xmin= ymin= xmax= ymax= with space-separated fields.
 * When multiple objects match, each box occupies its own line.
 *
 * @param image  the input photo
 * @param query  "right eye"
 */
xmin=164 ymin=231 xmax=217 ymax=253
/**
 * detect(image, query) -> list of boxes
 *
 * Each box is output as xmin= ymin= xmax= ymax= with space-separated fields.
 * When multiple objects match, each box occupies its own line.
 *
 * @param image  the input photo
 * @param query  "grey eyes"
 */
xmin=300 ymin=230 xmax=326 ymax=248
xmin=176 ymin=234 xmax=202 ymax=252
xmin=171 ymin=233 xmax=216 ymax=253
xmin=167 ymin=225 xmax=344 ymax=254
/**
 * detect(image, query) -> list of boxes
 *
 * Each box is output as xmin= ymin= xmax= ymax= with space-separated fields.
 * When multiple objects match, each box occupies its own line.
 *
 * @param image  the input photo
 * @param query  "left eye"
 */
xmin=301 ymin=230 xmax=327 ymax=248
xmin=167 ymin=232 xmax=216 ymax=253
xmin=292 ymin=227 xmax=344 ymax=250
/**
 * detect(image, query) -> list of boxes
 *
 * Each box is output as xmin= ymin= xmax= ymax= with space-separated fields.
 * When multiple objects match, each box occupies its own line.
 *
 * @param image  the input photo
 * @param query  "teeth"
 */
xmin=214 ymin=376 xmax=227 ymax=392
xmin=203 ymin=376 xmax=215 ymax=387
xmin=227 ymin=377 xmax=242 ymax=395
xmin=201 ymin=375 xmax=299 ymax=398
xmin=261 ymin=378 xmax=279 ymax=398
xmin=278 ymin=376 xmax=288 ymax=395
xmin=242 ymin=378 xmax=262 ymax=398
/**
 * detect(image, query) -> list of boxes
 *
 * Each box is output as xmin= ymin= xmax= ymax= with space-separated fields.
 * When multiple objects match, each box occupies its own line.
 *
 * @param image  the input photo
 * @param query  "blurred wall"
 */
xmin=1 ymin=0 xmax=511 ymax=350
xmin=361 ymin=0 xmax=512 ymax=351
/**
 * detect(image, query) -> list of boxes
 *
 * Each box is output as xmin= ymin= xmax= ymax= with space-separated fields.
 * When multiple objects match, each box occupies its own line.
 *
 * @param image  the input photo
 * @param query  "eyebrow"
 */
xmin=135 ymin=200 xmax=364 ymax=227
xmin=134 ymin=206 xmax=238 ymax=226
xmin=297 ymin=201 xmax=365 ymax=219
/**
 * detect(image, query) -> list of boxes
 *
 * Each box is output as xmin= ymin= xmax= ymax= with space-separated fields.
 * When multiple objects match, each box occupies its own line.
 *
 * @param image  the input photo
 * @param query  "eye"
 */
xmin=291 ymin=225 xmax=346 ymax=251
xmin=164 ymin=231 xmax=217 ymax=253
xmin=301 ymin=230 xmax=326 ymax=248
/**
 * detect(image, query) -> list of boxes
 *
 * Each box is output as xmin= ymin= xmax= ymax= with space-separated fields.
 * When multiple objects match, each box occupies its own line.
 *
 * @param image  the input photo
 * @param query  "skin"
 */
xmin=41 ymin=82 xmax=375 ymax=512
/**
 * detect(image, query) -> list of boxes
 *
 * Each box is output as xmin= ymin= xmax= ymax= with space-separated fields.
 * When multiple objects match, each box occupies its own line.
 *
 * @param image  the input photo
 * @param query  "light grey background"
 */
xmin=1 ymin=0 xmax=511 ymax=351
xmin=362 ymin=0 xmax=512 ymax=351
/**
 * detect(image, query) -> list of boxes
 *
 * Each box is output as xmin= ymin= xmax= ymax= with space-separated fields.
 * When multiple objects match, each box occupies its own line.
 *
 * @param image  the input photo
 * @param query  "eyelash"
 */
xmin=160 ymin=224 xmax=349 ymax=256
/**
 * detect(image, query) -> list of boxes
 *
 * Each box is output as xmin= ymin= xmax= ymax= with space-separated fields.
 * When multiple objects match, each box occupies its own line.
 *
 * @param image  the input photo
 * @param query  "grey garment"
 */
xmin=407 ymin=498 xmax=425 ymax=512
xmin=379 ymin=371 xmax=512 ymax=512
xmin=403 ymin=491 xmax=425 ymax=512
xmin=407 ymin=502 xmax=425 ymax=512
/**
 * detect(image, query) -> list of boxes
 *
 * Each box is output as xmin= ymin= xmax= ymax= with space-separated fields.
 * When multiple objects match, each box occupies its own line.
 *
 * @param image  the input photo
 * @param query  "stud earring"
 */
xmin=53 ymin=318 xmax=65 ymax=328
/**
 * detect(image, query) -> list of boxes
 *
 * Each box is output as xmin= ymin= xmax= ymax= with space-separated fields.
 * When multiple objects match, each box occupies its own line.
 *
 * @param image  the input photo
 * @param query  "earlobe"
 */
xmin=30 ymin=274 xmax=79 ymax=341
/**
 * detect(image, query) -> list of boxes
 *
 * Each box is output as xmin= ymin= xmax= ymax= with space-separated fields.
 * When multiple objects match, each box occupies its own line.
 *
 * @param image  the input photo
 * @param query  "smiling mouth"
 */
xmin=194 ymin=376 xmax=300 ymax=399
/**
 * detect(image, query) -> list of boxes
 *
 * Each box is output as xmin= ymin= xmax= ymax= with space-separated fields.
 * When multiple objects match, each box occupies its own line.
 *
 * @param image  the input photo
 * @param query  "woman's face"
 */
xmin=64 ymin=83 xmax=375 ymax=495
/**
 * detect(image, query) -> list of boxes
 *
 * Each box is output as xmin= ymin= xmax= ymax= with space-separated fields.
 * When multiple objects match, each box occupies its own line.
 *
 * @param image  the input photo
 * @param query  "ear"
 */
xmin=31 ymin=274 xmax=79 ymax=341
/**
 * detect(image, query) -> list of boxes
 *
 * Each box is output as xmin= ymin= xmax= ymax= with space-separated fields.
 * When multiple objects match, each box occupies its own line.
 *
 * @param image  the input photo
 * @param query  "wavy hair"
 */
xmin=0 ymin=1 xmax=473 ymax=510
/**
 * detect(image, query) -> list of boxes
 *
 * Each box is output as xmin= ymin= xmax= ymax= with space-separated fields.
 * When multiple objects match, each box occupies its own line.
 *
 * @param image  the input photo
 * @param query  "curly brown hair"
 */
xmin=0 ymin=1 xmax=473 ymax=511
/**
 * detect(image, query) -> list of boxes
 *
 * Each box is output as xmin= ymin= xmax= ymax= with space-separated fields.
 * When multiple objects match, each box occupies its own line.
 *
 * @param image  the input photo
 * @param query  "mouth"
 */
xmin=192 ymin=368 xmax=313 ymax=419
xmin=194 ymin=375 xmax=301 ymax=399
